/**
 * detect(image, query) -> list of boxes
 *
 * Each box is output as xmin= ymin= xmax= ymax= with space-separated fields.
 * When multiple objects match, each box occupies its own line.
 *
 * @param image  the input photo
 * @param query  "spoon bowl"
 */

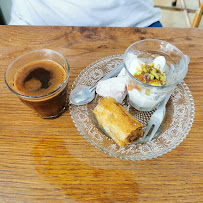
xmin=69 ymin=85 xmax=95 ymax=105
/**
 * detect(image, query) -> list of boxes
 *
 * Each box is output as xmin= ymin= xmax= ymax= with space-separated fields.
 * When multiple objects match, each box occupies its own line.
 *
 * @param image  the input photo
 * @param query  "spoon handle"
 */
xmin=90 ymin=62 xmax=124 ymax=91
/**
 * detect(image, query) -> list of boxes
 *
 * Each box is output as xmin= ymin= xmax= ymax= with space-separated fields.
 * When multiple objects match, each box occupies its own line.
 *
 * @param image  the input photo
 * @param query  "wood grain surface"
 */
xmin=0 ymin=26 xmax=202 ymax=202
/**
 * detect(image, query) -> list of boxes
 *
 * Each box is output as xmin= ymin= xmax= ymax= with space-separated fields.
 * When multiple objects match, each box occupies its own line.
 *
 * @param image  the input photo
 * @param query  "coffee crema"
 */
xmin=14 ymin=60 xmax=66 ymax=97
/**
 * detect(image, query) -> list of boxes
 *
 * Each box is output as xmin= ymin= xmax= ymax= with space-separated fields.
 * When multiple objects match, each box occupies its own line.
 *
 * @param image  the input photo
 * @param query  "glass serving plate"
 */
xmin=69 ymin=54 xmax=195 ymax=161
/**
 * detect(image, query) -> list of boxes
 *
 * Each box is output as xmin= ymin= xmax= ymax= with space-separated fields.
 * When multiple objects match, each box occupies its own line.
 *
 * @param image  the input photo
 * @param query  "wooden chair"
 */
xmin=172 ymin=0 xmax=203 ymax=28
xmin=191 ymin=1 xmax=203 ymax=27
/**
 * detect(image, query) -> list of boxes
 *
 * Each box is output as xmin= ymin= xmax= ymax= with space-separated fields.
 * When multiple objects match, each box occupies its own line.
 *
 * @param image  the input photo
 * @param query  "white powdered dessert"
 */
xmin=96 ymin=70 xmax=127 ymax=104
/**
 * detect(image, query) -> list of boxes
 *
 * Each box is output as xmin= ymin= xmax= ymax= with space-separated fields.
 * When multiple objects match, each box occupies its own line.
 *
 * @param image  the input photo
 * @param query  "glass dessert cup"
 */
xmin=123 ymin=39 xmax=189 ymax=111
xmin=5 ymin=49 xmax=70 ymax=119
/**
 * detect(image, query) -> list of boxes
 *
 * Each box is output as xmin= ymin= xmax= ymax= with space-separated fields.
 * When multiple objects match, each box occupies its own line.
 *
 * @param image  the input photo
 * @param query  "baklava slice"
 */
xmin=93 ymin=97 xmax=143 ymax=147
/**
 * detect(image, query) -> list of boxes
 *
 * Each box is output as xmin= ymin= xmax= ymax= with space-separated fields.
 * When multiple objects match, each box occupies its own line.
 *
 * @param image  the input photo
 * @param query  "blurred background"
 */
xmin=0 ymin=0 xmax=202 ymax=28
xmin=154 ymin=0 xmax=203 ymax=28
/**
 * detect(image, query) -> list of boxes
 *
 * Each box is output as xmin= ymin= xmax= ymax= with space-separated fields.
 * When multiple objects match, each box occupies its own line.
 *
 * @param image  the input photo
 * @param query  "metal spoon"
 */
xmin=69 ymin=62 xmax=124 ymax=105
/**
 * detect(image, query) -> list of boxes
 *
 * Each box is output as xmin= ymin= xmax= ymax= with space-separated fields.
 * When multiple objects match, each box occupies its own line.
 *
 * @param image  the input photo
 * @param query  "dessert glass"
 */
xmin=123 ymin=39 xmax=189 ymax=111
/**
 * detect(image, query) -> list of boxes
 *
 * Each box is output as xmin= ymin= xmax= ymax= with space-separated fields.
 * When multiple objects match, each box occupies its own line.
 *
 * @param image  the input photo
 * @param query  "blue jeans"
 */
xmin=148 ymin=21 xmax=162 ymax=27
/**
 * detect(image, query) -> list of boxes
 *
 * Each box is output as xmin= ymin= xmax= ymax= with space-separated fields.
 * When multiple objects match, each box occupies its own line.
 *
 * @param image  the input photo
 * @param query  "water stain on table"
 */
xmin=32 ymin=137 xmax=139 ymax=202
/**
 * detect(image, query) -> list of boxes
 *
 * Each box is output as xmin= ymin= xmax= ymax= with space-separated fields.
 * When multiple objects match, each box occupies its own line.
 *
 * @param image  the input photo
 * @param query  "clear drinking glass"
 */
xmin=123 ymin=39 xmax=189 ymax=111
xmin=5 ymin=49 xmax=70 ymax=119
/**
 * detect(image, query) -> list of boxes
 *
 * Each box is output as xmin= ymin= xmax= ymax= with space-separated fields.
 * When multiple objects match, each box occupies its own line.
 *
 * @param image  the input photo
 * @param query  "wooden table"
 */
xmin=0 ymin=26 xmax=202 ymax=202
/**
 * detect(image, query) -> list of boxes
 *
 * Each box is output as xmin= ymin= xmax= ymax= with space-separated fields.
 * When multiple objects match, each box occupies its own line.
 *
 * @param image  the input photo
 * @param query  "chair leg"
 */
xmin=191 ymin=2 xmax=203 ymax=28
xmin=172 ymin=0 xmax=177 ymax=6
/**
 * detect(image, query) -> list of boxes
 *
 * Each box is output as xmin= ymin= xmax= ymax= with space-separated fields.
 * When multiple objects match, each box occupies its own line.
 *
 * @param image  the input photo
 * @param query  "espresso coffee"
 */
xmin=14 ymin=60 xmax=68 ymax=118
xmin=14 ymin=60 xmax=66 ymax=96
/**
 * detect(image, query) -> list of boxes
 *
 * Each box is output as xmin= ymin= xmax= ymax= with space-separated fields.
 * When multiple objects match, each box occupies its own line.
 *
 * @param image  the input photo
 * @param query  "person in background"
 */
xmin=9 ymin=0 xmax=162 ymax=27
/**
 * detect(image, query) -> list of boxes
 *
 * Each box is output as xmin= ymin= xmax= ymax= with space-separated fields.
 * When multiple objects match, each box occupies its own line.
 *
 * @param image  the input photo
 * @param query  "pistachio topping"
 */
xmin=134 ymin=71 xmax=142 ymax=75
xmin=133 ymin=62 xmax=167 ymax=86
xmin=145 ymin=89 xmax=150 ymax=96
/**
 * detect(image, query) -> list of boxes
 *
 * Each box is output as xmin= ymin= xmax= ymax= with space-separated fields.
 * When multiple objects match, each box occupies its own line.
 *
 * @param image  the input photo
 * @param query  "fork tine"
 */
xmin=148 ymin=125 xmax=159 ymax=142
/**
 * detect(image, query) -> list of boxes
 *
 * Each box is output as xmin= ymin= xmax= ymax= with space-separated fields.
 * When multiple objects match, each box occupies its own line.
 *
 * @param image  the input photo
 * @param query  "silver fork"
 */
xmin=138 ymin=55 xmax=189 ymax=143
xmin=142 ymin=93 xmax=172 ymax=142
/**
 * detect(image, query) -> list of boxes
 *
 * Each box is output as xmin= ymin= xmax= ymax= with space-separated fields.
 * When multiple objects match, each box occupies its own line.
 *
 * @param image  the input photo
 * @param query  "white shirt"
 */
xmin=9 ymin=0 xmax=161 ymax=27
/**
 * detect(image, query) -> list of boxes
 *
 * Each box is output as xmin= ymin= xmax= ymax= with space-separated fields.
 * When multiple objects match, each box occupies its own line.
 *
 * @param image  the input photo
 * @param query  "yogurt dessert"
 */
xmin=123 ymin=39 xmax=189 ymax=111
xmin=125 ymin=53 xmax=168 ymax=111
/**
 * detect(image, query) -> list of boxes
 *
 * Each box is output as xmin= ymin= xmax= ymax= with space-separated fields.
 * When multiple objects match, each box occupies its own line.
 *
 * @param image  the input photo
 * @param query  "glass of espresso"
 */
xmin=5 ymin=49 xmax=70 ymax=119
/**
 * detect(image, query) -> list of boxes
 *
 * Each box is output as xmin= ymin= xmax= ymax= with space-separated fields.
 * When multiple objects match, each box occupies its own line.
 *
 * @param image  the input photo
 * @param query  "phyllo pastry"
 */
xmin=93 ymin=97 xmax=143 ymax=147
